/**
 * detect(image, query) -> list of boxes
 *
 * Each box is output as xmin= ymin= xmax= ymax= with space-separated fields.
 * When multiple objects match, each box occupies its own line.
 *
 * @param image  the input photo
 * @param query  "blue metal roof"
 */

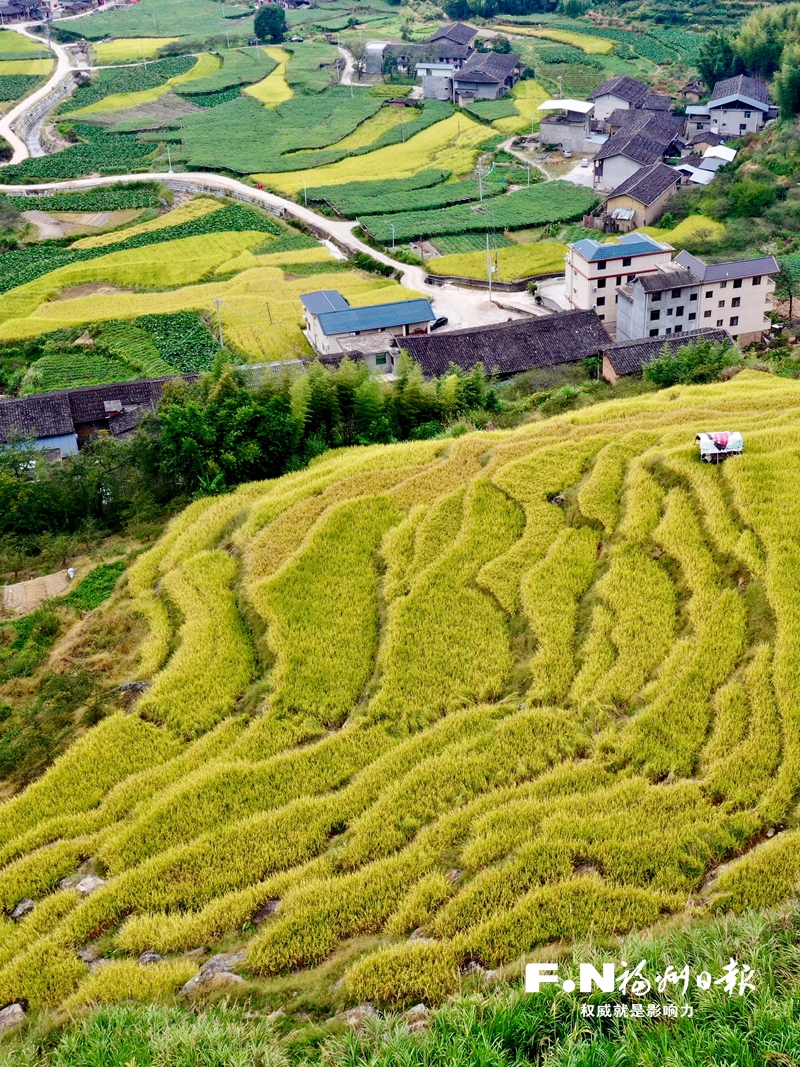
xmin=300 ymin=290 xmax=350 ymax=315
xmin=571 ymin=233 xmax=665 ymax=263
xmin=316 ymin=298 xmax=435 ymax=337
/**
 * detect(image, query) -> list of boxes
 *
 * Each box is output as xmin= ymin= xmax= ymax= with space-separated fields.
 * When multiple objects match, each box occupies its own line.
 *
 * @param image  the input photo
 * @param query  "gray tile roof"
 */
xmin=605 ymin=162 xmax=681 ymax=207
xmin=710 ymin=75 xmax=769 ymax=108
xmin=399 ymin=309 xmax=610 ymax=378
xmin=675 ymin=250 xmax=779 ymax=282
xmin=637 ymin=267 xmax=700 ymax=292
xmin=457 ymin=50 xmax=520 ymax=83
xmin=596 ymin=112 xmax=682 ymax=164
xmin=604 ymin=328 xmax=732 ymax=376
xmin=430 ymin=22 xmax=476 ymax=46
xmin=589 ymin=76 xmax=651 ymax=106
xmin=0 ymin=376 xmax=189 ymax=445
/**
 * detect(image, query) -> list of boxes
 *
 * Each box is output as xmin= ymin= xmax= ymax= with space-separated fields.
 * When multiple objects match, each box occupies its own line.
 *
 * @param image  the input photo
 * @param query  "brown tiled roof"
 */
xmin=398 ymin=309 xmax=610 ymax=378
xmin=604 ymin=328 xmax=732 ymax=376
xmin=605 ymin=162 xmax=681 ymax=207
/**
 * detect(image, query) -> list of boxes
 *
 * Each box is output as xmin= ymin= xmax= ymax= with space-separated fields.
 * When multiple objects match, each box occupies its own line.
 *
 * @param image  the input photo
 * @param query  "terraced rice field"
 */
xmin=90 ymin=38 xmax=180 ymax=64
xmin=498 ymin=26 xmax=615 ymax=54
xmin=244 ymin=46 xmax=293 ymax=107
xmin=427 ymin=241 xmax=567 ymax=281
xmin=1 ymin=374 xmax=800 ymax=1010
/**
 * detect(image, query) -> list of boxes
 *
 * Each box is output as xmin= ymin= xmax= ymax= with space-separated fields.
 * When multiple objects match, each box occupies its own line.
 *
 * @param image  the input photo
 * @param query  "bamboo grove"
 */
xmin=2 ymin=372 xmax=800 ymax=1009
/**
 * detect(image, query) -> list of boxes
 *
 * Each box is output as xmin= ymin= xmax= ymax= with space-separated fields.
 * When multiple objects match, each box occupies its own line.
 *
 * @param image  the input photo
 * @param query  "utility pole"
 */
xmin=302 ymin=178 xmax=307 ymax=207
xmin=266 ymin=301 xmax=273 ymax=324
xmin=226 ymin=31 xmax=230 ymax=49
xmin=486 ymin=231 xmax=492 ymax=303
xmin=526 ymin=164 xmax=531 ymax=187
xmin=390 ymin=223 xmax=395 ymax=251
xmin=167 ymin=144 xmax=172 ymax=172
xmin=557 ymin=74 xmax=563 ymax=98
xmin=141 ymin=43 xmax=147 ymax=70
xmin=215 ymin=298 xmax=224 ymax=347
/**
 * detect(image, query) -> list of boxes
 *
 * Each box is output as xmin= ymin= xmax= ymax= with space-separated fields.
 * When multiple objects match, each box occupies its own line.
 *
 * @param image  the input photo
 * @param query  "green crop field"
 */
xmin=360 ymin=181 xmax=598 ymax=242
xmin=0 ymin=373 xmax=797 ymax=1017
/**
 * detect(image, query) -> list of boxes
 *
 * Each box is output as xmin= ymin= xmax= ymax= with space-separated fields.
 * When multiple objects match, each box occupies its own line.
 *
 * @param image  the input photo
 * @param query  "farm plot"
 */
xmin=318 ymin=178 xmax=504 ymax=219
xmin=0 ymin=373 xmax=799 ymax=1012
xmin=245 ymin=46 xmax=292 ymax=106
xmin=255 ymin=112 xmax=493 ymax=194
xmin=360 ymin=181 xmax=598 ymax=242
xmin=498 ymin=26 xmax=615 ymax=54
xmin=58 ymin=0 xmax=254 ymax=41
xmin=177 ymin=48 xmax=275 ymax=97
xmin=306 ymin=170 xmax=450 ymax=212
xmin=62 ymin=57 xmax=196 ymax=115
xmin=90 ymin=38 xmax=180 ymax=64
xmin=0 ymin=75 xmax=43 ymax=103
xmin=427 ymin=241 xmax=567 ymax=281
xmin=0 ymin=29 xmax=45 ymax=56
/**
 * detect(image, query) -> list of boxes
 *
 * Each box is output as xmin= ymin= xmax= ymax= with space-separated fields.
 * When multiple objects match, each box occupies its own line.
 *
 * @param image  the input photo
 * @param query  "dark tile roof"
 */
xmin=0 ymin=393 xmax=74 ymax=444
xmin=0 ymin=376 xmax=191 ymax=445
xmin=604 ymin=328 xmax=732 ymax=376
xmin=674 ymin=250 xmax=779 ymax=282
xmin=430 ymin=22 xmax=476 ymax=46
xmin=637 ymin=267 xmax=700 ymax=292
xmin=605 ymin=162 xmax=681 ymax=206
xmin=689 ymin=130 xmax=722 ymax=147
xmin=596 ymin=112 xmax=682 ymax=164
xmin=682 ymin=79 xmax=705 ymax=95
xmin=457 ymin=50 xmax=520 ymax=82
xmin=710 ymin=74 xmax=769 ymax=108
xmin=398 ymin=309 xmax=610 ymax=378
xmin=640 ymin=91 xmax=672 ymax=111
xmin=435 ymin=42 xmax=472 ymax=60
xmin=589 ymin=76 xmax=650 ymax=105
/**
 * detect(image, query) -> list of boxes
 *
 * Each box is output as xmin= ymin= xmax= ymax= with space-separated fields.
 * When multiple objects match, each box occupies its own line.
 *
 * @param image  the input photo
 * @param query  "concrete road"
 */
xmin=0 ymin=24 xmax=77 ymax=164
xmin=0 ymin=170 xmax=529 ymax=329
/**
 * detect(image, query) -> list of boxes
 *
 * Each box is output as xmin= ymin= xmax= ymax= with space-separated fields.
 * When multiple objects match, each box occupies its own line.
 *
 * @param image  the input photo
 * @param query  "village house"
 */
xmin=599 ymin=162 xmax=682 ymax=230
xmin=592 ymin=111 xmax=683 ymax=192
xmin=684 ymin=74 xmax=774 ymax=138
xmin=429 ymin=22 xmax=476 ymax=67
xmin=0 ymin=377 xmax=187 ymax=461
xmin=537 ymin=99 xmax=596 ymax=154
xmin=300 ymin=290 xmax=436 ymax=358
xmin=614 ymin=252 xmax=777 ymax=345
xmin=418 ymin=48 xmax=520 ymax=103
xmin=602 ymin=327 xmax=732 ymax=383
xmin=565 ymin=232 xmax=675 ymax=330
xmin=394 ymin=309 xmax=611 ymax=380
xmin=588 ymin=75 xmax=672 ymax=123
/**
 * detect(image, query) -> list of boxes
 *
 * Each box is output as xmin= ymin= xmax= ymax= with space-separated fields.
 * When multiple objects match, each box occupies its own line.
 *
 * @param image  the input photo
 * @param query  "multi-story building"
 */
xmin=675 ymin=250 xmax=778 ymax=346
xmin=614 ymin=252 xmax=778 ymax=345
xmin=684 ymin=75 xmax=773 ymax=138
xmin=565 ymin=232 xmax=674 ymax=330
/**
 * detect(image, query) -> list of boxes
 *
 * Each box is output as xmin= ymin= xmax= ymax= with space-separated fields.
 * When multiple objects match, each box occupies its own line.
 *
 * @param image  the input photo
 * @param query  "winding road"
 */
xmin=0 ymin=21 xmax=535 ymax=330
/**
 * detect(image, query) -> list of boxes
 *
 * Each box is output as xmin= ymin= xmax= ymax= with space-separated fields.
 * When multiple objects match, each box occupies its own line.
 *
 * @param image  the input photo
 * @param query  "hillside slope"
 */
xmin=2 ymin=371 xmax=800 ymax=1011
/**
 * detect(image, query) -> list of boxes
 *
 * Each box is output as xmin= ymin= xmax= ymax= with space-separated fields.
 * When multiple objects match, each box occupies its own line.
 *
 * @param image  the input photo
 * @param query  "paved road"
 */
xmin=0 ymin=171 xmax=526 ymax=329
xmin=0 ymin=24 xmax=78 ymax=164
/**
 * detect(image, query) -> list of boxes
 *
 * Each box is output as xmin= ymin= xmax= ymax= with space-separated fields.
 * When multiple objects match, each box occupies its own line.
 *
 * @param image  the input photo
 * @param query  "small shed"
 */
xmin=695 ymin=431 xmax=743 ymax=463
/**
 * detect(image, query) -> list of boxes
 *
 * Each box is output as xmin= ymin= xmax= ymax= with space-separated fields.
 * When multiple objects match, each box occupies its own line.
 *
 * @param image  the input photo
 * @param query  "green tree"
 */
xmin=736 ymin=5 xmax=799 ymax=77
xmin=254 ymin=5 xmax=286 ymax=43
xmin=775 ymin=257 xmax=800 ymax=320
xmin=643 ymin=339 xmax=739 ymax=388
xmin=491 ymin=36 xmax=512 ymax=54
xmin=697 ymin=32 xmax=741 ymax=88
xmin=775 ymin=43 xmax=800 ymax=117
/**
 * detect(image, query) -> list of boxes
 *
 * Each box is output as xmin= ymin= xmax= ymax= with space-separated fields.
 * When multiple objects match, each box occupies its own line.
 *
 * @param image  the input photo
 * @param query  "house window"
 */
xmin=718 ymin=300 xmax=725 ymax=307
xmin=706 ymin=290 xmax=713 ymax=298
xmin=596 ymin=297 xmax=606 ymax=306
xmin=717 ymin=319 xmax=723 ymax=326
xmin=704 ymin=310 xmax=712 ymax=318
xmin=650 ymin=310 xmax=660 ymax=321
xmin=720 ymin=281 xmax=727 ymax=288
xmin=730 ymin=316 xmax=739 ymax=326
xmin=598 ymin=314 xmax=605 ymax=321
xmin=376 ymin=353 xmax=387 ymax=365
xmin=732 ymin=297 xmax=741 ymax=308
xmin=627 ymin=274 xmax=635 ymax=283
xmin=753 ymin=276 xmax=762 ymax=285
xmin=665 ymin=327 xmax=672 ymax=335
xmin=740 ymin=124 xmax=747 ymax=131
xmin=649 ymin=328 xmax=659 ymax=337
xmin=652 ymin=292 xmax=661 ymax=301
xmin=733 ymin=279 xmax=742 ymax=288
xmin=667 ymin=308 xmax=673 ymax=316
xmin=688 ymin=312 xmax=696 ymax=320
xmin=597 ymin=278 xmax=606 ymax=289
xmin=676 ymin=306 xmax=684 ymax=317
xmin=597 ymin=261 xmax=606 ymax=270
xmin=622 ymin=257 xmax=632 ymax=267
xmin=675 ymin=325 xmax=683 ymax=334
xmin=744 ymin=111 xmax=751 ymax=118
xmin=690 ymin=293 xmax=698 ymax=301
xmin=698 ymin=123 xmax=705 ymax=130
xmin=671 ymin=289 xmax=681 ymax=299
xmin=617 ymin=276 xmax=622 ymax=285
